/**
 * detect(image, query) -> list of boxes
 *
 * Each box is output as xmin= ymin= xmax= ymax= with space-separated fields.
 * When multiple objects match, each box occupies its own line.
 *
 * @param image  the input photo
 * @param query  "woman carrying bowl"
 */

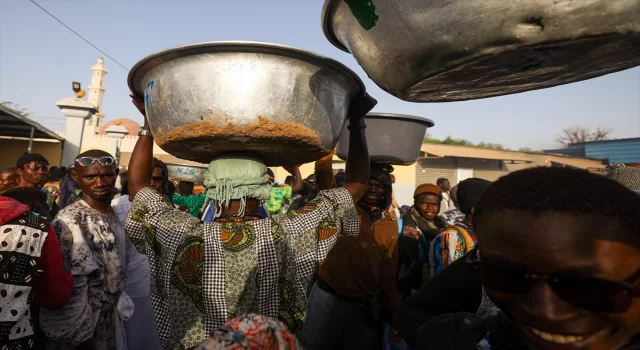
xmin=125 ymin=93 xmax=376 ymax=349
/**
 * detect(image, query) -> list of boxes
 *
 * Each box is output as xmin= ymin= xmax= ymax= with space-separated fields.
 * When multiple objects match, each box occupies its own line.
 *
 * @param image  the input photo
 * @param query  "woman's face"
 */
xmin=478 ymin=211 xmax=640 ymax=350
xmin=415 ymin=194 xmax=440 ymax=221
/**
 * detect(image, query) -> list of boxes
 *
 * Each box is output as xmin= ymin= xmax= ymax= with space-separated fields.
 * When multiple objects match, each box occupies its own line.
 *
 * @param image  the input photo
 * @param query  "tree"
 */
xmin=0 ymin=101 xmax=32 ymax=118
xmin=424 ymin=135 xmax=505 ymax=150
xmin=555 ymin=125 xmax=612 ymax=146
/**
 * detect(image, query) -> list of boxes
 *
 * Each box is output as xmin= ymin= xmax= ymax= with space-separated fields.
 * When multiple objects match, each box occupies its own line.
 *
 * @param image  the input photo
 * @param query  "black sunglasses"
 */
xmin=466 ymin=246 xmax=640 ymax=313
xmin=76 ymin=156 xmax=115 ymax=167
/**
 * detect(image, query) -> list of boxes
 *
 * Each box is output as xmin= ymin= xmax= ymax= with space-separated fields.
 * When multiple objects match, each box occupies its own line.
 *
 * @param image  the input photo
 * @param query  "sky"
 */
xmin=1 ymin=0 xmax=639 ymax=151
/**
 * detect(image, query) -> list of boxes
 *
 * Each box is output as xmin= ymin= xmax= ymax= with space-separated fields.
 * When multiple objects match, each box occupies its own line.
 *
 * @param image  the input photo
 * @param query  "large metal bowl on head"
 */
xmin=128 ymin=41 xmax=365 ymax=166
xmin=336 ymin=113 xmax=434 ymax=165
xmin=322 ymin=0 xmax=640 ymax=102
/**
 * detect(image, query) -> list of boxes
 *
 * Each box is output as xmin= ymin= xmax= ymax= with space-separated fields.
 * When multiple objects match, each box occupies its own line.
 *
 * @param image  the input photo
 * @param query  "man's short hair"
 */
xmin=436 ymin=178 xmax=449 ymax=186
xmin=474 ymin=167 xmax=640 ymax=248
xmin=16 ymin=153 xmax=49 ymax=169
xmin=457 ymin=178 xmax=492 ymax=215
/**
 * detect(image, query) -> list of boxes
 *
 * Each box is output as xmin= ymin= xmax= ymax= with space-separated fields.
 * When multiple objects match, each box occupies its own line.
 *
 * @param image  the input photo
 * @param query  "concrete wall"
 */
xmin=0 ymin=138 xmax=63 ymax=168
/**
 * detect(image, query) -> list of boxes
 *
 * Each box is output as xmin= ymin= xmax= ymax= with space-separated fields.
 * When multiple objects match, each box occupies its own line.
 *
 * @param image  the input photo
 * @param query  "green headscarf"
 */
xmin=202 ymin=154 xmax=271 ymax=218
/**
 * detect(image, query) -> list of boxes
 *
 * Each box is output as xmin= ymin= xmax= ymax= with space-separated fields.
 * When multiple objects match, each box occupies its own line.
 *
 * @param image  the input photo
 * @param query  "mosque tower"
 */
xmin=86 ymin=57 xmax=108 ymax=131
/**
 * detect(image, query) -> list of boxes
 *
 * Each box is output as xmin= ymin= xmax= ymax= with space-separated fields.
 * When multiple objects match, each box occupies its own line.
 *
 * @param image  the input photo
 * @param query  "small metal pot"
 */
xmin=336 ymin=113 xmax=434 ymax=165
xmin=322 ymin=0 xmax=640 ymax=102
xmin=129 ymin=41 xmax=365 ymax=165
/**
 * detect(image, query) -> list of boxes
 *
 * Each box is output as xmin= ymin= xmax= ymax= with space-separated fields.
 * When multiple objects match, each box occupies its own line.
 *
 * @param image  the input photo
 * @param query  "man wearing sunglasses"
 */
xmin=40 ymin=150 xmax=161 ymax=350
xmin=409 ymin=167 xmax=640 ymax=350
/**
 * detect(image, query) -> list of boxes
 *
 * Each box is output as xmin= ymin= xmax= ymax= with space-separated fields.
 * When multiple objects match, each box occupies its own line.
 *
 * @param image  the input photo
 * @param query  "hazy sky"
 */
xmin=1 ymin=0 xmax=639 ymax=150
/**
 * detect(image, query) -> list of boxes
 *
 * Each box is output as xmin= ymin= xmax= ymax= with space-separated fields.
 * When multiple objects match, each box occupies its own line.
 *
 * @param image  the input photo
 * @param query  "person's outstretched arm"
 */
xmin=127 ymin=94 xmax=154 ymax=200
xmin=288 ymin=165 xmax=304 ymax=193
xmin=342 ymin=93 xmax=376 ymax=204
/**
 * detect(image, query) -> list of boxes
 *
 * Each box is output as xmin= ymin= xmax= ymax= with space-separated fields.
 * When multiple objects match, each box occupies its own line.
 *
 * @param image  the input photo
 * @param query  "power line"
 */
xmin=27 ymin=0 xmax=130 ymax=71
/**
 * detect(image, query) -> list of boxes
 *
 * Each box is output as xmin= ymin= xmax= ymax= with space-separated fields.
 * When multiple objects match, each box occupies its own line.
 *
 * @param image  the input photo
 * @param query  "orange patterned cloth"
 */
xmin=195 ymin=314 xmax=300 ymax=350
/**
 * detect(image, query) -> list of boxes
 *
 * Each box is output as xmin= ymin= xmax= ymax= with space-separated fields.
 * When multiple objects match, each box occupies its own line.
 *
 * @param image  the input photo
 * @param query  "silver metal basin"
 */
xmin=128 ymin=41 xmax=364 ymax=165
xmin=322 ymin=0 xmax=640 ymax=102
xmin=336 ymin=113 xmax=434 ymax=165
xmin=166 ymin=163 xmax=207 ymax=183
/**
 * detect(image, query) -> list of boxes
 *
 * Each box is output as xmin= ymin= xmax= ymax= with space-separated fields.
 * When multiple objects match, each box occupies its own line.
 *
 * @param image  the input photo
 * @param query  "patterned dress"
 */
xmin=40 ymin=200 xmax=127 ymax=350
xmin=0 ymin=210 xmax=49 ymax=349
xmin=195 ymin=314 xmax=300 ymax=350
xmin=126 ymin=187 xmax=359 ymax=349
xmin=429 ymin=223 xmax=477 ymax=276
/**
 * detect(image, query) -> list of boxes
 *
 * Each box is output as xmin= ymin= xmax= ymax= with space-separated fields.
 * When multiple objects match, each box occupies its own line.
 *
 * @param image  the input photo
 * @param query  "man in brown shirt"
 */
xmin=300 ymin=165 xmax=400 ymax=350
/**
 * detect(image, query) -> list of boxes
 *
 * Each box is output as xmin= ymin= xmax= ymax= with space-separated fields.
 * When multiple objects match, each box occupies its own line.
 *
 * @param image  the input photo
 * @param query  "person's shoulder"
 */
xmin=431 ymin=227 xmax=461 ymax=245
xmin=132 ymin=187 xmax=171 ymax=207
xmin=3 ymin=211 xmax=50 ymax=232
xmin=55 ymin=200 xmax=85 ymax=219
xmin=315 ymin=187 xmax=352 ymax=202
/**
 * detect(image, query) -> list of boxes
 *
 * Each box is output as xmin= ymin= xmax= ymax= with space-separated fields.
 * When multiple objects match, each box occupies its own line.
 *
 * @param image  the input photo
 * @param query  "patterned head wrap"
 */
xmin=607 ymin=164 xmax=640 ymax=191
xmin=202 ymin=154 xmax=272 ymax=218
xmin=195 ymin=314 xmax=300 ymax=350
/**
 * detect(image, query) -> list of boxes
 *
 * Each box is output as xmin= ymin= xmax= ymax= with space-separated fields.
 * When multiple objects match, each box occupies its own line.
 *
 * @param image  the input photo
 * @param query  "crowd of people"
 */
xmin=0 ymin=92 xmax=639 ymax=350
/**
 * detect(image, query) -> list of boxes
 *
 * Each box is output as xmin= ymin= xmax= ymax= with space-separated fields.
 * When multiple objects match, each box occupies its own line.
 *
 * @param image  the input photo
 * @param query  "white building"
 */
xmin=86 ymin=57 xmax=107 ymax=131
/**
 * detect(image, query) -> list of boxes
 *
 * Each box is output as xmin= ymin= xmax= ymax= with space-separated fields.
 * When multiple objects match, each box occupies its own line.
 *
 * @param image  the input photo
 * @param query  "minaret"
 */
xmin=86 ymin=57 xmax=108 ymax=131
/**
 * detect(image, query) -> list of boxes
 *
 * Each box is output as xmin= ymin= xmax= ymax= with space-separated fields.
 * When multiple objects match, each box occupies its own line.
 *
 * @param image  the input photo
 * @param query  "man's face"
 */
xmin=17 ymin=161 xmax=48 ymax=187
xmin=479 ymin=212 xmax=640 ymax=350
xmin=305 ymin=175 xmax=317 ymax=192
xmin=415 ymin=193 xmax=440 ymax=221
xmin=361 ymin=179 xmax=385 ymax=206
xmin=151 ymin=167 xmax=165 ymax=193
xmin=0 ymin=171 xmax=18 ymax=191
xmin=73 ymin=162 xmax=117 ymax=204
xmin=440 ymin=180 xmax=451 ymax=192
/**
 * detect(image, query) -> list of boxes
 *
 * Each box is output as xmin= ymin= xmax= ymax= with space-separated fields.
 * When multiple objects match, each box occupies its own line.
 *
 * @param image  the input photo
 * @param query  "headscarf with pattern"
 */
xmin=195 ymin=314 xmax=300 ymax=350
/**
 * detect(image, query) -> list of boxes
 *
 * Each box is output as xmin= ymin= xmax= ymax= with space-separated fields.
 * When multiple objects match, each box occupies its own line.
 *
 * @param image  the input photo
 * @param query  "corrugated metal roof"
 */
xmin=0 ymin=104 xmax=64 ymax=141
xmin=420 ymin=144 xmax=533 ymax=162
xmin=525 ymin=153 xmax=606 ymax=170
xmin=584 ymin=138 xmax=640 ymax=164
xmin=571 ymin=137 xmax=640 ymax=146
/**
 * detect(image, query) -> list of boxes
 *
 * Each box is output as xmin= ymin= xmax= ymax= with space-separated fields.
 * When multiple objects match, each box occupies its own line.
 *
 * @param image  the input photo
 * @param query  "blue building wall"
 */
xmin=583 ymin=138 xmax=640 ymax=164
xmin=544 ymin=138 xmax=640 ymax=165
xmin=544 ymin=147 xmax=585 ymax=157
